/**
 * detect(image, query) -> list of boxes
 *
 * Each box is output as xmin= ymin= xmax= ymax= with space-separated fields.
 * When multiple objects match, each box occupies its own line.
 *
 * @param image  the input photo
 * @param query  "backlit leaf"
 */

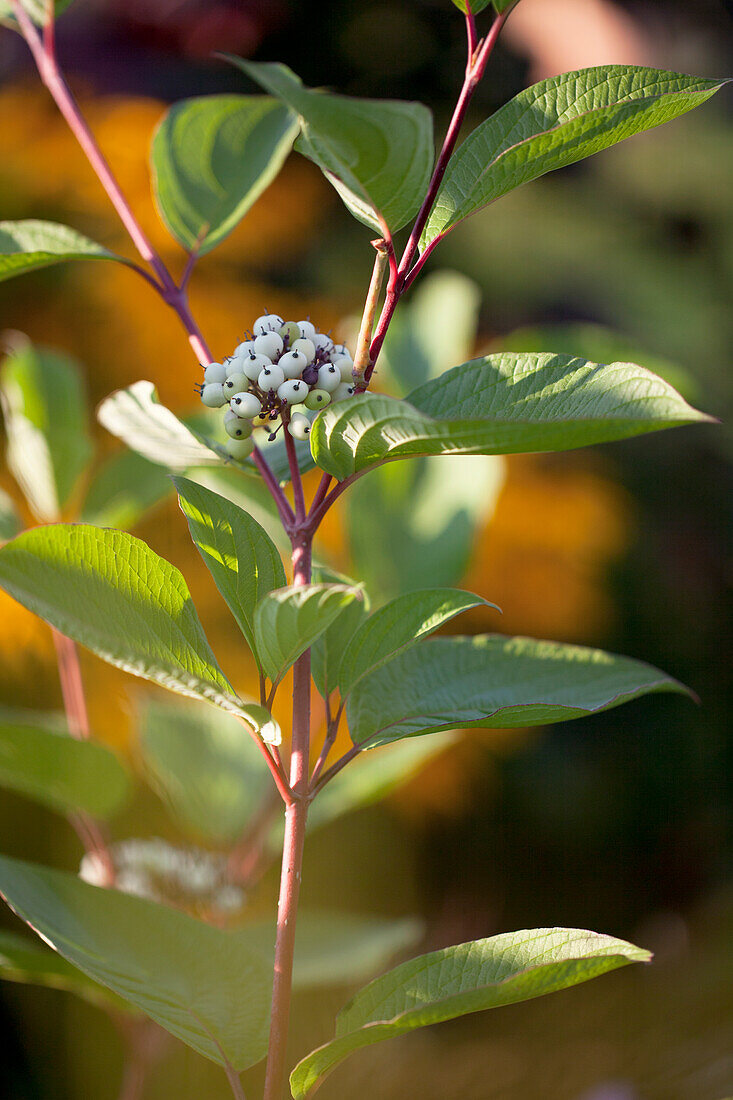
xmin=0 ymin=220 xmax=127 ymax=281
xmin=254 ymin=584 xmax=363 ymax=684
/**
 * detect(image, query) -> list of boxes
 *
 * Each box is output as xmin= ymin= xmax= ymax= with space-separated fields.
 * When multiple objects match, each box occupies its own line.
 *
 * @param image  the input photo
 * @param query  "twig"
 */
xmin=309 ymin=699 xmax=344 ymax=787
xmin=311 ymin=743 xmax=362 ymax=796
xmin=352 ymin=239 xmax=390 ymax=391
xmin=283 ymin=415 xmax=306 ymax=523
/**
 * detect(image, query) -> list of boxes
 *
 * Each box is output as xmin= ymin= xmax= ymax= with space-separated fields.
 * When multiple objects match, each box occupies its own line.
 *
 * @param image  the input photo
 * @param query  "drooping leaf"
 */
xmin=491 ymin=0 xmax=518 ymax=11
xmin=310 ymin=353 xmax=712 ymax=481
xmin=97 ymin=381 xmax=222 ymax=471
xmin=151 ymin=95 xmax=298 ymax=255
xmin=347 ymin=634 xmax=690 ymax=748
xmin=174 ymin=476 xmax=286 ymax=664
xmin=290 ymin=927 xmax=651 ymax=1098
xmin=80 ymin=450 xmax=172 ymax=529
xmin=0 ymin=220 xmax=127 ymax=281
xmin=138 ymin=697 xmax=272 ymax=845
xmin=338 ymin=588 xmax=497 ymax=697
xmin=224 ymin=59 xmax=434 ymax=235
xmin=450 ymin=0 xmax=493 ymax=14
xmin=0 ymin=343 xmax=93 ymax=521
xmin=254 ymin=584 xmax=363 ymax=684
xmin=0 ymin=856 xmax=272 ymax=1070
xmin=0 ymin=929 xmax=127 ymax=1012
xmin=421 ymin=67 xmax=725 ymax=248
xmin=0 ymin=709 xmax=130 ymax=818
xmin=310 ymin=565 xmax=369 ymax=698
xmin=0 ymin=487 xmax=21 ymax=541
xmin=0 ymin=525 xmax=273 ymax=733
xmin=243 ymin=912 xmax=422 ymax=990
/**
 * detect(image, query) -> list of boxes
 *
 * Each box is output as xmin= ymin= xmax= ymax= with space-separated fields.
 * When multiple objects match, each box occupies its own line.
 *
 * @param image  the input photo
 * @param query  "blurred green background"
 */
xmin=0 ymin=1 xmax=731 ymax=1097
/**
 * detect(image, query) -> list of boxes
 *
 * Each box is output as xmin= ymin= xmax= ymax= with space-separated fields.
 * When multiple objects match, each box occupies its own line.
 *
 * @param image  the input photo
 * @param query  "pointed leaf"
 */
xmin=151 ymin=94 xmax=298 ymax=255
xmin=97 ymin=381 xmax=222 ymax=471
xmin=225 ymin=59 xmax=433 ymax=235
xmin=0 ymin=525 xmax=270 ymax=731
xmin=310 ymin=353 xmax=712 ymax=480
xmin=139 ymin=698 xmax=272 ymax=844
xmin=254 ymin=584 xmax=362 ymax=684
xmin=243 ymin=912 xmax=422 ymax=990
xmin=0 ymin=709 xmax=130 ymax=818
xmin=347 ymin=634 xmax=690 ymax=748
xmin=81 ymin=450 xmax=172 ymax=529
xmin=1 ymin=344 xmax=93 ymax=521
xmin=310 ymin=565 xmax=369 ymax=698
xmin=422 ymin=67 xmax=725 ymax=248
xmin=174 ymin=476 xmax=286 ymax=664
xmin=0 ymin=929 xmax=127 ymax=1012
xmin=339 ymin=588 xmax=497 ymax=697
xmin=291 ymin=927 xmax=651 ymax=1098
xmin=0 ymin=856 xmax=272 ymax=1070
xmin=451 ymin=0 xmax=493 ymax=13
xmin=0 ymin=220 xmax=128 ymax=281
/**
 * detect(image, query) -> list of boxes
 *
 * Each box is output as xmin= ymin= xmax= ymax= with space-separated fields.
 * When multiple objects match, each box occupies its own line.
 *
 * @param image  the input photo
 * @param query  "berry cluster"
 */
xmin=197 ymin=313 xmax=356 ymax=460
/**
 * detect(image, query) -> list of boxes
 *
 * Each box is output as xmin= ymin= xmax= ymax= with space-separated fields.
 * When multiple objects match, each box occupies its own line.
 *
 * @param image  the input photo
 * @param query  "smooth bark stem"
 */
xmin=352 ymin=240 xmax=390 ymax=390
xmin=263 ymin=535 xmax=312 ymax=1100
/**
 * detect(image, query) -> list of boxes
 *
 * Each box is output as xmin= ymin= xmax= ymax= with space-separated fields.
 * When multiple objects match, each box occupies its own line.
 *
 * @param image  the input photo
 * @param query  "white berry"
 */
xmin=201 ymin=383 xmax=227 ymax=408
xmin=243 ymin=352 xmax=271 ymax=381
xmin=279 ymin=350 xmax=306 ymax=379
xmin=291 ymin=338 xmax=316 ymax=363
xmin=333 ymin=356 xmax=354 ymax=381
xmin=226 ymin=436 xmax=255 ymax=460
xmin=253 ymin=313 xmax=284 ymax=336
xmin=231 ymin=392 xmax=262 ymax=418
xmin=304 ymin=388 xmax=331 ymax=411
xmin=277 ymin=379 xmax=307 ymax=405
xmin=258 ymin=364 xmax=285 ymax=391
xmin=333 ymin=382 xmax=356 ymax=402
xmin=316 ymin=363 xmax=341 ymax=392
xmin=254 ymin=332 xmax=284 ymax=359
xmin=233 ymin=340 xmax=254 ymax=359
xmin=203 ymin=362 xmax=227 ymax=384
xmin=288 ymin=412 xmax=311 ymax=441
xmin=313 ymin=333 xmax=334 ymax=355
xmin=223 ymin=371 xmax=247 ymax=395
xmin=297 ymin=320 xmax=317 ymax=341
xmin=225 ymin=414 xmax=253 ymax=439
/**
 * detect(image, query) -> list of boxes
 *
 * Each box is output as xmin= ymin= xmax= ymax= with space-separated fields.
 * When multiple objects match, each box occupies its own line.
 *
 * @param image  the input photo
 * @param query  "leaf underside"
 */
xmin=0 ymin=219 xmax=127 ymax=281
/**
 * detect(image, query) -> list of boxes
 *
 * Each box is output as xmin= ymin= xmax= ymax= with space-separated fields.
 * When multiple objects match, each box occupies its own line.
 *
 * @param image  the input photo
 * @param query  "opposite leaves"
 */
xmin=291 ymin=927 xmax=650 ymax=1097
xmin=310 ymin=352 xmax=711 ymax=481
xmin=151 ymin=95 xmax=298 ymax=255
xmin=0 ymin=220 xmax=128 ymax=282
xmin=254 ymin=584 xmax=362 ymax=684
xmin=347 ymin=634 xmax=690 ymax=748
xmin=225 ymin=59 xmax=433 ymax=235
xmin=422 ymin=66 xmax=725 ymax=248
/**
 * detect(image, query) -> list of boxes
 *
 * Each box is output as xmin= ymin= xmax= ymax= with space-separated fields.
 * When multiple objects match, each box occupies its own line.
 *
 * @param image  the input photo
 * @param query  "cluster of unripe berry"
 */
xmin=197 ymin=313 xmax=356 ymax=460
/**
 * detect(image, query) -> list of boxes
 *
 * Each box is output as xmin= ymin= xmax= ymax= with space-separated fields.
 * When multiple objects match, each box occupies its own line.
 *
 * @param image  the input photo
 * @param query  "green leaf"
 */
xmin=0 ymin=525 xmax=272 ymax=732
xmin=138 ymin=698 xmax=272 ymax=844
xmin=224 ymin=59 xmax=434 ymax=235
xmin=310 ymin=352 xmax=712 ymax=481
xmin=97 ymin=381 xmax=222 ymax=471
xmin=310 ymin=565 xmax=369 ymax=698
xmin=421 ymin=67 xmax=725 ymax=249
xmin=151 ymin=95 xmax=298 ymax=255
xmin=1 ymin=343 xmax=93 ymax=522
xmin=0 ymin=856 xmax=272 ymax=1070
xmin=0 ymin=709 xmax=130 ymax=818
xmin=254 ymin=584 xmax=363 ymax=684
xmin=491 ymin=0 xmax=518 ymax=11
xmin=290 ymin=927 xmax=651 ymax=1098
xmin=339 ymin=588 xmax=497 ymax=697
xmin=243 ymin=912 xmax=422 ymax=990
xmin=174 ymin=476 xmax=286 ymax=664
xmin=80 ymin=450 xmax=172 ymax=529
xmin=347 ymin=634 xmax=690 ymax=749
xmin=0 ymin=487 xmax=21 ymax=541
xmin=0 ymin=220 xmax=127 ymax=281
xmin=0 ymin=928 xmax=127 ymax=1012
xmin=450 ymin=0 xmax=493 ymax=14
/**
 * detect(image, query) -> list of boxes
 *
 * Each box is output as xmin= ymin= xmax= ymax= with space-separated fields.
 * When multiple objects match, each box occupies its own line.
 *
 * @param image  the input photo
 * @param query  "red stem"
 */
xmin=283 ymin=417 xmax=306 ymax=523
xmin=262 ymin=535 xmax=312 ymax=1100
xmin=311 ymin=743 xmax=362 ymax=796
xmin=364 ymin=10 xmax=508 ymax=385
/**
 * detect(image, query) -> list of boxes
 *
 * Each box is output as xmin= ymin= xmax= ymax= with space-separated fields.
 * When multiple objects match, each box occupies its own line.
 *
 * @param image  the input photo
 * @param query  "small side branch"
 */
xmin=353 ymin=239 xmax=390 ymax=391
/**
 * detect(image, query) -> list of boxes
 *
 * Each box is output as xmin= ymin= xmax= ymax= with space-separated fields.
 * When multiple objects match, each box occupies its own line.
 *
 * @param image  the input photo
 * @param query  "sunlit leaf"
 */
xmin=310 ymin=564 xmax=369 ymax=698
xmin=291 ymin=927 xmax=650 ymax=1097
xmin=254 ymin=584 xmax=363 ymax=684
xmin=225 ymin=59 xmax=433 ymax=235
xmin=347 ymin=634 xmax=690 ymax=748
xmin=151 ymin=95 xmax=298 ymax=255
xmin=0 ymin=856 xmax=272 ymax=1070
xmin=422 ymin=67 xmax=725 ymax=248
xmin=0 ymin=709 xmax=130 ymax=818
xmin=0 ymin=220 xmax=127 ymax=280
xmin=310 ymin=353 xmax=712 ymax=481
xmin=174 ymin=476 xmax=286 ymax=664
xmin=1 ymin=343 xmax=92 ymax=521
